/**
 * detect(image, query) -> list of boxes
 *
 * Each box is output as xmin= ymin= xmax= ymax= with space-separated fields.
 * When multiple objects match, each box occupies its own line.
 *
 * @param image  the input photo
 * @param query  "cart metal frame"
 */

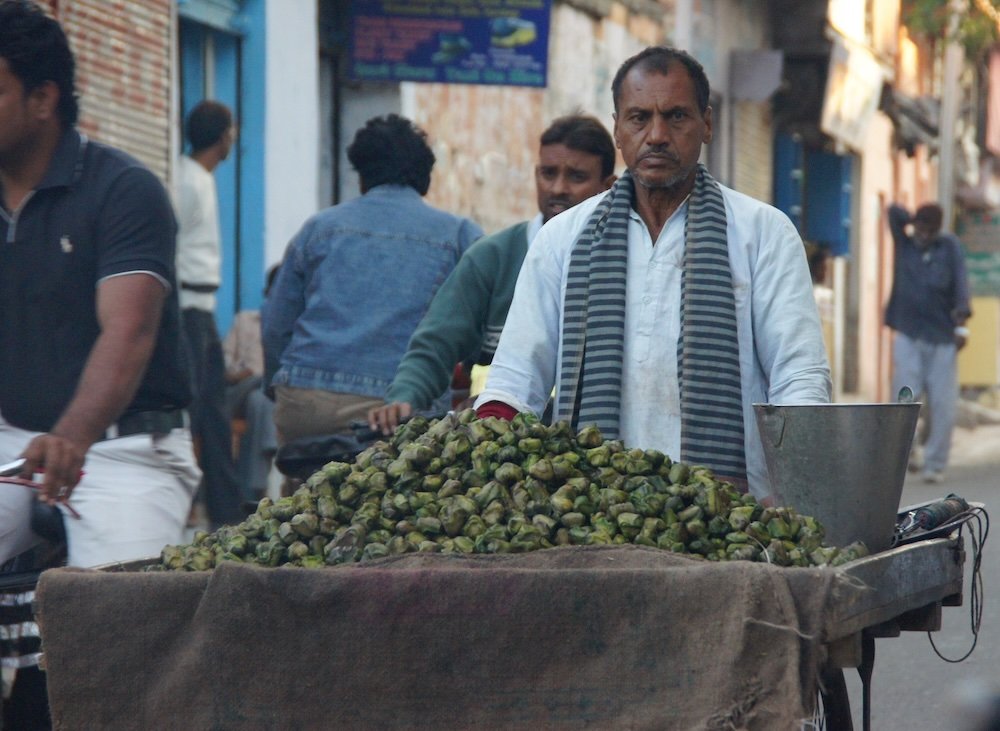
xmin=820 ymin=536 xmax=965 ymax=730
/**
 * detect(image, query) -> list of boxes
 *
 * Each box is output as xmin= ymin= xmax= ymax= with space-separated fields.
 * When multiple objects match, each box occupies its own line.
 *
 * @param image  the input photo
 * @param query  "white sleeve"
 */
xmin=174 ymin=167 xmax=204 ymax=282
xmin=751 ymin=209 xmax=832 ymax=404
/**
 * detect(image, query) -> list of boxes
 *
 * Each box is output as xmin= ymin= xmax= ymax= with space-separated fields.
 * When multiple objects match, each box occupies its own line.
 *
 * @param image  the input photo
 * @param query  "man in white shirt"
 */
xmin=176 ymin=100 xmax=243 ymax=527
xmin=474 ymin=46 xmax=831 ymax=500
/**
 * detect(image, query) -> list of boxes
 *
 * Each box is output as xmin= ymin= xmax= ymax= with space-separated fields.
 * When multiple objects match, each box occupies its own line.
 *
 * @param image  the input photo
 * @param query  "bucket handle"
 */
xmin=757 ymin=397 xmax=919 ymax=450
xmin=756 ymin=404 xmax=786 ymax=448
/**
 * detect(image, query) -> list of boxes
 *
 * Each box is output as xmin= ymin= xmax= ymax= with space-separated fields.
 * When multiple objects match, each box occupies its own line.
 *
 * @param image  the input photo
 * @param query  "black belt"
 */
xmin=180 ymin=282 xmax=219 ymax=294
xmin=102 ymin=409 xmax=187 ymax=441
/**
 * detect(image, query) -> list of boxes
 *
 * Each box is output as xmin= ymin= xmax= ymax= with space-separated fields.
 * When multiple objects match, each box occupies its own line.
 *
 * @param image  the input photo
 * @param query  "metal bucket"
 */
xmin=753 ymin=402 xmax=920 ymax=554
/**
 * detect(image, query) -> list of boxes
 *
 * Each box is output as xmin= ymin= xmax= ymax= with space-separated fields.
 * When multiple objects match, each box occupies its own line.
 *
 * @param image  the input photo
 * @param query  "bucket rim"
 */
xmin=752 ymin=402 xmax=922 ymax=409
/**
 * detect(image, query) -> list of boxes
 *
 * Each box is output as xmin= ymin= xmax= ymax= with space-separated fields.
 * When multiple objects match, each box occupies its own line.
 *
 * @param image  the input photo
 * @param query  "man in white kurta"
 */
xmin=474 ymin=48 xmax=830 ymax=500
xmin=475 ymin=184 xmax=830 ymax=499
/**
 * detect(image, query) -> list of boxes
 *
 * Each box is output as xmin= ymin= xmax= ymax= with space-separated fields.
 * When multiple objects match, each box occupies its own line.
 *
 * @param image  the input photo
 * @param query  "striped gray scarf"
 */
xmin=555 ymin=164 xmax=746 ymax=480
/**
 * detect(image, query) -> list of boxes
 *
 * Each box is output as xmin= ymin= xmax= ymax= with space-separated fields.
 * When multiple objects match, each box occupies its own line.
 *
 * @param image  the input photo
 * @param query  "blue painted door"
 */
xmin=804 ymin=150 xmax=853 ymax=257
xmin=773 ymin=133 xmax=804 ymax=232
xmin=773 ymin=133 xmax=854 ymax=257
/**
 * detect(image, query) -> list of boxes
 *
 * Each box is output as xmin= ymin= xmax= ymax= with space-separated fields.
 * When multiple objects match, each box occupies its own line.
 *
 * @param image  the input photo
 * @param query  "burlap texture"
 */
xmin=35 ymin=545 xmax=863 ymax=730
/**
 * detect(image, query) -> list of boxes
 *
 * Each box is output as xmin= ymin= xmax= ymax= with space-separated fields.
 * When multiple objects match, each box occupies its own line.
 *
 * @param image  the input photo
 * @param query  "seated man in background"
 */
xmin=369 ymin=114 xmax=617 ymax=434
xmin=223 ymin=265 xmax=280 ymax=502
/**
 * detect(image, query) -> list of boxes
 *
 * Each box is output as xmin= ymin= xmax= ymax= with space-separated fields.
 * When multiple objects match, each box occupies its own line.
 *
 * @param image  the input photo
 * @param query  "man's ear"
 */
xmin=28 ymin=80 xmax=60 ymax=122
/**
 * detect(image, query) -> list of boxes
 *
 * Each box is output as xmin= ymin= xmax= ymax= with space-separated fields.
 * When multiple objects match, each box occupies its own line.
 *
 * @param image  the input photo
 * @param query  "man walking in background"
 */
xmin=176 ymin=99 xmax=243 ymax=526
xmin=369 ymin=114 xmax=617 ymax=434
xmin=886 ymin=202 xmax=972 ymax=484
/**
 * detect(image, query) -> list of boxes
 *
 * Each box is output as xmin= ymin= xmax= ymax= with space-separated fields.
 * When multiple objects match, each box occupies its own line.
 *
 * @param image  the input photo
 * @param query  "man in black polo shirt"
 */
xmin=0 ymin=0 xmax=201 ymax=567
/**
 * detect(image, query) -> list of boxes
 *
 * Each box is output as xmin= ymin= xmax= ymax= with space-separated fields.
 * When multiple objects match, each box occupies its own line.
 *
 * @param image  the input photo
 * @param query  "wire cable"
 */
xmin=928 ymin=505 xmax=989 ymax=663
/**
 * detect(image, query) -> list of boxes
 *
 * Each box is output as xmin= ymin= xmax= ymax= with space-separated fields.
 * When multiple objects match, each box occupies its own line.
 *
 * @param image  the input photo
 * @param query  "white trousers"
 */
xmin=891 ymin=333 xmax=958 ymax=474
xmin=0 ymin=413 xmax=201 ymax=568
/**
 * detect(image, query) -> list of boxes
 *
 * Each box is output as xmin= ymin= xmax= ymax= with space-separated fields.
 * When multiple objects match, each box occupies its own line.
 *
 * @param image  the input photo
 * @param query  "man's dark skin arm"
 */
xmin=19 ymin=274 xmax=166 ymax=503
xmin=887 ymin=203 xmax=912 ymax=247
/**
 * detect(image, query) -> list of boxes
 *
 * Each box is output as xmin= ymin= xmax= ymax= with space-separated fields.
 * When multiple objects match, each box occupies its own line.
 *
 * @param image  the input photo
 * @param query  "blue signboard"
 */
xmin=350 ymin=0 xmax=551 ymax=87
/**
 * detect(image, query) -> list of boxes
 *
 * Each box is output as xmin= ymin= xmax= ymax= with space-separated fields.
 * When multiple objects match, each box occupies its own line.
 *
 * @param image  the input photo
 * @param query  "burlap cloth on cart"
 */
xmin=34 ymin=545 xmax=867 ymax=730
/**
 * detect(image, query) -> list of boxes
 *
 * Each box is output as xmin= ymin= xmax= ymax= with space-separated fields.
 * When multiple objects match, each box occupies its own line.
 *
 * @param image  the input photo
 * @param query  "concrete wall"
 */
xmin=846 ymin=25 xmax=939 ymax=403
xmin=263 ymin=0 xmax=321 ymax=267
xmin=856 ymin=112 xmax=899 ymax=402
xmin=850 ymin=115 xmax=937 ymax=403
xmin=410 ymin=84 xmax=545 ymax=235
xmin=690 ymin=0 xmax=773 ymax=197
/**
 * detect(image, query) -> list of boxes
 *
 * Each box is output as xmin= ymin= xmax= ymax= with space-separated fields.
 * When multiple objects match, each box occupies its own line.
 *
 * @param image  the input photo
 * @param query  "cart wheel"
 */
xmin=816 ymin=666 xmax=853 ymax=731
xmin=3 ymin=666 xmax=51 ymax=730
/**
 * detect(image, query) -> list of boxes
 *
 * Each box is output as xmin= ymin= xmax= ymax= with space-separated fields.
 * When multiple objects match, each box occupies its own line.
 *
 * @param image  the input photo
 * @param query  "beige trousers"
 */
xmin=273 ymin=386 xmax=382 ymax=445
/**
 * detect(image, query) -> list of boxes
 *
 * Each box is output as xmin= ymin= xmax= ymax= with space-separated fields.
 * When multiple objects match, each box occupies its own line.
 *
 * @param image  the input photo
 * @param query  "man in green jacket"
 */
xmin=369 ymin=114 xmax=616 ymax=433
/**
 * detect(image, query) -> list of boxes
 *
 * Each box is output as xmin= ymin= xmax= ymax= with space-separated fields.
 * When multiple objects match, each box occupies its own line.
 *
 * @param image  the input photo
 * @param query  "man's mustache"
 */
xmin=638 ymin=147 xmax=680 ymax=164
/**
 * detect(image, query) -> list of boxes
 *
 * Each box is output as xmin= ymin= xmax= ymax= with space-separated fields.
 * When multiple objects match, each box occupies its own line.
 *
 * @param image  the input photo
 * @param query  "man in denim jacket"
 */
xmin=262 ymin=114 xmax=483 ymax=451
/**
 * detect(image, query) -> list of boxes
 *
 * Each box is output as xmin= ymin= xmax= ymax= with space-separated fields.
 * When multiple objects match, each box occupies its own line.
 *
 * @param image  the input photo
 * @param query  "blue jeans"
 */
xmin=891 ymin=332 xmax=958 ymax=474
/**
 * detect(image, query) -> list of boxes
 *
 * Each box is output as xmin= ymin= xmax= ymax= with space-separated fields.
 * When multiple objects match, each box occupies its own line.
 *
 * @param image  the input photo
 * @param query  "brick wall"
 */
xmin=48 ymin=0 xmax=173 ymax=182
xmin=414 ymin=1 xmax=668 ymax=234
xmin=414 ymin=84 xmax=547 ymax=235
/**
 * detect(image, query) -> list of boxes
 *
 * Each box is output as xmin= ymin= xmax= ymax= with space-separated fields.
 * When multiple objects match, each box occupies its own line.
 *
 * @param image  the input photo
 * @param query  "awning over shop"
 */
xmin=730 ymin=49 xmax=784 ymax=102
xmin=820 ymin=34 xmax=886 ymax=152
xmin=880 ymin=86 xmax=940 ymax=157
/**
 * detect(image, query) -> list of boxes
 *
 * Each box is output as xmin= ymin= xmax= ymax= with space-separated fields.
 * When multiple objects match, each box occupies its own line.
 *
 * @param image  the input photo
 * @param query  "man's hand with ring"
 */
xmin=20 ymin=433 xmax=87 ymax=504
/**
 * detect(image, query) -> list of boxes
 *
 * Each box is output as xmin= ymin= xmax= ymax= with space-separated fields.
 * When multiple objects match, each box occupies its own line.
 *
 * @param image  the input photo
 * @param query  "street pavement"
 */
xmin=845 ymin=420 xmax=1000 ymax=730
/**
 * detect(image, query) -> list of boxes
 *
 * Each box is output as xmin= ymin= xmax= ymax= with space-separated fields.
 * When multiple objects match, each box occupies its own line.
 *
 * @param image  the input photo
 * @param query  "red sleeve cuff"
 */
xmin=475 ymin=400 xmax=518 ymax=421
